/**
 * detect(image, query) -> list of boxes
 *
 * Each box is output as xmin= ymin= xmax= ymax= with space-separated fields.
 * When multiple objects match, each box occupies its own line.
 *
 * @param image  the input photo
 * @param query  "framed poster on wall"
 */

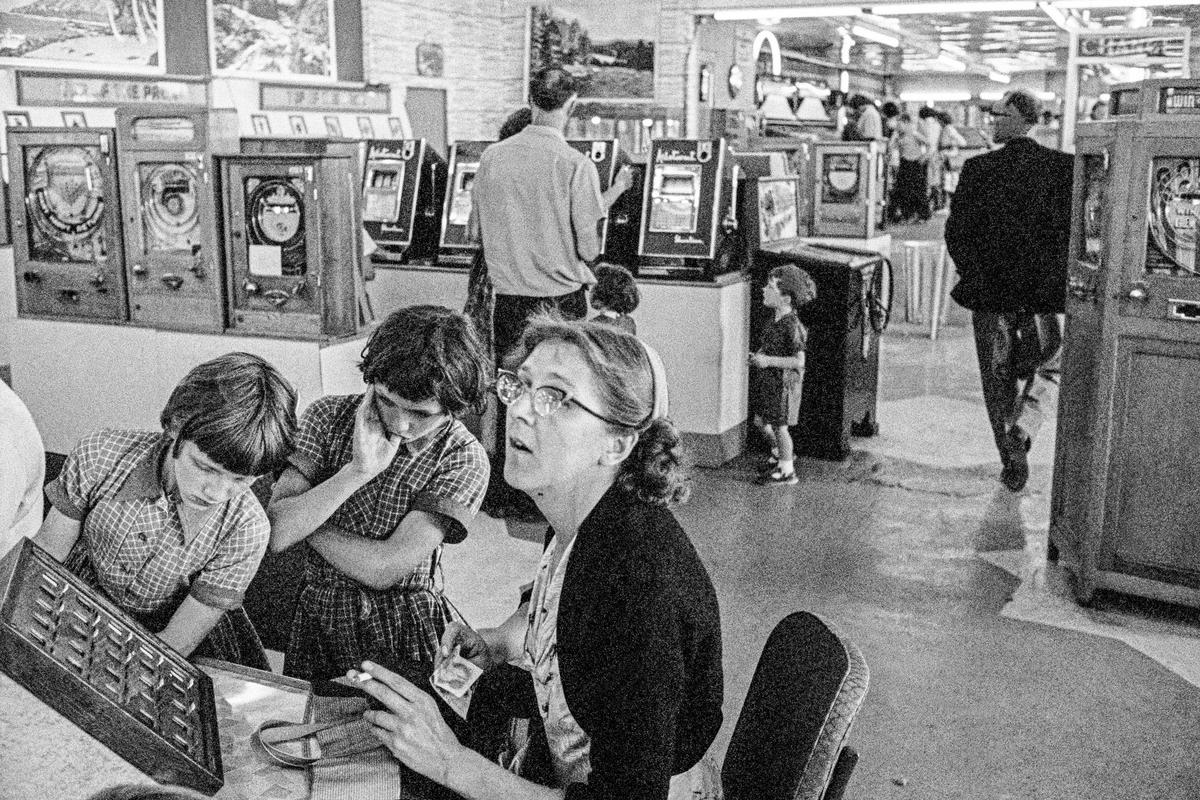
xmin=0 ymin=0 xmax=166 ymax=74
xmin=526 ymin=3 xmax=655 ymax=102
xmin=208 ymin=0 xmax=336 ymax=80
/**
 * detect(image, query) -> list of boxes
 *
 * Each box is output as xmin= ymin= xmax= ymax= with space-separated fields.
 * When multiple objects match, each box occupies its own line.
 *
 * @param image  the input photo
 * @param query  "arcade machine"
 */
xmin=6 ymin=127 xmax=128 ymax=322
xmin=755 ymin=174 xmax=892 ymax=460
xmin=438 ymin=140 xmax=493 ymax=267
xmin=218 ymin=152 xmax=363 ymax=339
xmin=567 ymin=138 xmax=620 ymax=252
xmin=115 ymin=105 xmax=239 ymax=332
xmin=811 ymin=141 xmax=884 ymax=240
xmin=1049 ymin=78 xmax=1200 ymax=608
xmin=636 ymin=138 xmax=741 ymax=280
xmin=360 ymin=138 xmax=446 ymax=265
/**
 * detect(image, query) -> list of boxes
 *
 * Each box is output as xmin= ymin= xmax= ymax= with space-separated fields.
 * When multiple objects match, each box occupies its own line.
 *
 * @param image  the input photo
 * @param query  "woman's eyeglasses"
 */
xmin=494 ymin=370 xmax=622 ymax=426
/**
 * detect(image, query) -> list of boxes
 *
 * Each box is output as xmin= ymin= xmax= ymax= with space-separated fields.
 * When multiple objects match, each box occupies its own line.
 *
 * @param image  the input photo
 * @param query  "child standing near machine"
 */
xmin=751 ymin=264 xmax=817 ymax=485
xmin=589 ymin=263 xmax=640 ymax=335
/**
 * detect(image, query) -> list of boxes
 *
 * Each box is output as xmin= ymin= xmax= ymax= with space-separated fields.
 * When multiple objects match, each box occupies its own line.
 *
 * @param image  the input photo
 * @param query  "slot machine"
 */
xmin=438 ymin=140 xmax=492 ymax=266
xmin=811 ymin=141 xmax=882 ymax=239
xmin=636 ymin=138 xmax=740 ymax=281
xmin=219 ymin=153 xmax=362 ymax=339
xmin=361 ymin=138 xmax=446 ymax=264
xmin=601 ymin=161 xmax=645 ymax=269
xmin=567 ymin=138 xmax=619 ymax=251
xmin=1049 ymin=78 xmax=1200 ymax=608
xmin=116 ymin=106 xmax=239 ymax=332
xmin=7 ymin=127 xmax=128 ymax=322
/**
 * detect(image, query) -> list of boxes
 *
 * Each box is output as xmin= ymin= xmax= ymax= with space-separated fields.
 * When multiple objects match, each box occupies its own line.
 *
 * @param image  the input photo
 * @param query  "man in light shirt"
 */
xmin=0 ymin=380 xmax=45 ymax=556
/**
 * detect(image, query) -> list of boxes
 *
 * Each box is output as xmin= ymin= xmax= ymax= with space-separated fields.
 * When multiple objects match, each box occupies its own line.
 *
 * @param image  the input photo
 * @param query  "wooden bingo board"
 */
xmin=0 ymin=539 xmax=223 ymax=794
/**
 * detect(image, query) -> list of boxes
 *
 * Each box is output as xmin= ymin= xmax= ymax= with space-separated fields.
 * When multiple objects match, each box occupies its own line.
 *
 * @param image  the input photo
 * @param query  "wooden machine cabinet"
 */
xmin=1050 ymin=79 xmax=1200 ymax=608
xmin=219 ymin=153 xmax=362 ymax=339
xmin=7 ymin=127 xmax=129 ymax=322
xmin=116 ymin=106 xmax=239 ymax=332
xmin=811 ymin=142 xmax=882 ymax=240
xmin=0 ymin=540 xmax=222 ymax=794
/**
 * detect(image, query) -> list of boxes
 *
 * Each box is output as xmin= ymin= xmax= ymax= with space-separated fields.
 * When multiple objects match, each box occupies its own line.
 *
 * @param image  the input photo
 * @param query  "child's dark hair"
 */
xmin=359 ymin=305 xmax=491 ymax=417
xmin=511 ymin=314 xmax=690 ymax=506
xmin=769 ymin=264 xmax=817 ymax=310
xmin=590 ymin=264 xmax=640 ymax=315
xmin=161 ymin=352 xmax=297 ymax=477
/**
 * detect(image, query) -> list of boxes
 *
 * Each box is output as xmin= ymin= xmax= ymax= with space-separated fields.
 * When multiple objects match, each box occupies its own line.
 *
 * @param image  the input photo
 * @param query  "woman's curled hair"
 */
xmin=513 ymin=315 xmax=690 ymax=505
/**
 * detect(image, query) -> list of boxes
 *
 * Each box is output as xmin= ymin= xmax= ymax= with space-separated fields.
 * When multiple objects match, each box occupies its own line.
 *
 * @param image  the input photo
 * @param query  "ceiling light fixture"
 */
xmin=899 ymin=90 xmax=973 ymax=102
xmin=980 ymin=90 xmax=1006 ymax=101
xmin=870 ymin=1 xmax=1037 ymax=14
xmin=988 ymin=70 xmax=1012 ymax=83
xmin=1038 ymin=1 xmax=1076 ymax=29
xmin=851 ymin=24 xmax=900 ymax=48
xmin=712 ymin=5 xmax=862 ymax=20
xmin=1051 ymin=0 xmax=1195 ymax=7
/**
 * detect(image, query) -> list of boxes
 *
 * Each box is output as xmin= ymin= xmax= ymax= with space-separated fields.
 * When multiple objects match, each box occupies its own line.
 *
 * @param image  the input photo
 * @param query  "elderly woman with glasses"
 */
xmin=352 ymin=315 xmax=724 ymax=800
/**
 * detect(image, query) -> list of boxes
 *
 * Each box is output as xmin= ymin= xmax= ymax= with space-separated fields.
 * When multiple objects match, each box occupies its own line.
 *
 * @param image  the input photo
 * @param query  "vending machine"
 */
xmin=636 ymin=138 xmax=741 ymax=281
xmin=811 ymin=141 xmax=883 ymax=239
xmin=115 ymin=106 xmax=239 ymax=332
xmin=7 ymin=128 xmax=128 ymax=322
xmin=1049 ymin=78 xmax=1200 ymax=608
xmin=438 ymin=140 xmax=492 ymax=266
xmin=219 ymin=153 xmax=362 ymax=339
xmin=567 ymin=138 xmax=619 ymax=251
xmin=361 ymin=138 xmax=446 ymax=264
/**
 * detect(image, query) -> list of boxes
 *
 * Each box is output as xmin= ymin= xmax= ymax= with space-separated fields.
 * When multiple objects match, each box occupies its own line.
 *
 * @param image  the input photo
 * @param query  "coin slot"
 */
xmin=1167 ymin=299 xmax=1200 ymax=321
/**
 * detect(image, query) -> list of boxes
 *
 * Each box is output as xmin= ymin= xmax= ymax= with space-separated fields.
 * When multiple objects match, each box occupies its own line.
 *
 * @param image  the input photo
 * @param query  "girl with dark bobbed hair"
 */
xmin=352 ymin=316 xmax=724 ymax=800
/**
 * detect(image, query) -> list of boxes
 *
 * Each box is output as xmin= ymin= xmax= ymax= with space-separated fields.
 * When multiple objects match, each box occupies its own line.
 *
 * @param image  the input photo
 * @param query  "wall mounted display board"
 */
xmin=7 ymin=127 xmax=129 ymax=322
xmin=116 ymin=105 xmax=240 ymax=332
xmin=0 ymin=539 xmax=222 ymax=794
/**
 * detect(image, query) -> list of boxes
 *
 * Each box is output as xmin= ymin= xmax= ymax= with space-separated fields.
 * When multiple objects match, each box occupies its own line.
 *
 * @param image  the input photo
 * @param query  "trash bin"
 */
xmin=756 ymin=241 xmax=892 ymax=460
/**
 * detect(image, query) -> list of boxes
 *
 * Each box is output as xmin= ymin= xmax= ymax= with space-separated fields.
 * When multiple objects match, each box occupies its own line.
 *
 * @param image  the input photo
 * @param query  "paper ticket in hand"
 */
xmin=431 ymin=652 xmax=483 ymax=698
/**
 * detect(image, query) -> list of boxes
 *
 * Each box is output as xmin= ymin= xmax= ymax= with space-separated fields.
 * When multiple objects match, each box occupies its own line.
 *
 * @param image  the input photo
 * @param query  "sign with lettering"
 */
xmin=260 ymin=83 xmax=391 ymax=113
xmin=1075 ymin=28 xmax=1188 ymax=61
xmin=1159 ymin=86 xmax=1200 ymax=115
xmin=16 ymin=72 xmax=208 ymax=107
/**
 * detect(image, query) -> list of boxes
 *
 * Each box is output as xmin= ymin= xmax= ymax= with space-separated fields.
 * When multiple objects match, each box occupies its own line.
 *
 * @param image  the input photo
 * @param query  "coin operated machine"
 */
xmin=115 ymin=106 xmax=239 ymax=332
xmin=636 ymin=138 xmax=741 ymax=280
xmin=361 ymin=138 xmax=446 ymax=265
xmin=567 ymin=138 xmax=619 ymax=251
xmin=1050 ymin=78 xmax=1200 ymax=608
xmin=219 ymin=153 xmax=363 ymax=339
xmin=811 ymin=141 xmax=883 ymax=239
xmin=7 ymin=127 xmax=128 ymax=322
xmin=439 ymin=140 xmax=492 ymax=266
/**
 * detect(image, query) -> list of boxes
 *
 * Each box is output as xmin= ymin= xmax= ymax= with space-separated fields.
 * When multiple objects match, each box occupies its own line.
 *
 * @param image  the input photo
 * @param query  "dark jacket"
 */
xmin=945 ymin=137 xmax=1074 ymax=313
xmin=553 ymin=484 xmax=724 ymax=800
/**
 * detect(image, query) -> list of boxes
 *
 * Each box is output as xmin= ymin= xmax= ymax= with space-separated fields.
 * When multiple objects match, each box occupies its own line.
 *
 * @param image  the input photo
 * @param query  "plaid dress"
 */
xmin=283 ymin=394 xmax=488 ymax=681
xmin=45 ymin=430 xmax=271 ymax=667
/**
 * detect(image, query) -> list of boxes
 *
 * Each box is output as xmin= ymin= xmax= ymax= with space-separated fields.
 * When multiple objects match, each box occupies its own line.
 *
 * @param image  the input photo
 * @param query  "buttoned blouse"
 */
xmin=45 ymin=429 xmax=269 ymax=613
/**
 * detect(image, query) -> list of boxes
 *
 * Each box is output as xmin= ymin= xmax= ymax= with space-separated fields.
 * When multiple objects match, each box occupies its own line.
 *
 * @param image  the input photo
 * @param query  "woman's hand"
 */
xmin=437 ymin=622 xmax=500 ymax=672
xmin=357 ymin=660 xmax=464 ymax=785
xmin=349 ymin=386 xmax=401 ymax=480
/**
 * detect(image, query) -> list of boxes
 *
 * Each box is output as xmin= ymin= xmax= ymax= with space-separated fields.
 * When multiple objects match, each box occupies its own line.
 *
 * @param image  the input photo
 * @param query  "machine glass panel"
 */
xmin=363 ymin=161 xmax=405 ymax=223
xmin=245 ymin=176 xmax=308 ymax=277
xmin=137 ymin=162 xmax=202 ymax=254
xmin=1146 ymin=157 xmax=1200 ymax=275
xmin=24 ymin=144 xmax=111 ymax=264
xmin=447 ymin=161 xmax=477 ymax=227
xmin=821 ymin=153 xmax=861 ymax=205
xmin=1080 ymin=155 xmax=1108 ymax=268
xmin=757 ymin=177 xmax=800 ymax=245
xmin=648 ymin=165 xmax=702 ymax=233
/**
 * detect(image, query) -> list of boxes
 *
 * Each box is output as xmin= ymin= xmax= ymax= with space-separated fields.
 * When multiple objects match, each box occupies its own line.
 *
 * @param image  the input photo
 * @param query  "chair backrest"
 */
xmin=722 ymin=611 xmax=870 ymax=800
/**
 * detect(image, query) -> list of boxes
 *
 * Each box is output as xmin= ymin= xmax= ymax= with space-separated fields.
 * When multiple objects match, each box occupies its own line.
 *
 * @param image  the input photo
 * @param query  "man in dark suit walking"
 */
xmin=945 ymin=88 xmax=1073 ymax=492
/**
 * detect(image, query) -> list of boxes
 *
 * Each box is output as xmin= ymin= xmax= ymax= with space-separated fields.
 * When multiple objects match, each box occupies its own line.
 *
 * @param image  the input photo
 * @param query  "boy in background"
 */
xmin=751 ymin=264 xmax=817 ymax=485
xmin=589 ymin=263 xmax=640 ymax=335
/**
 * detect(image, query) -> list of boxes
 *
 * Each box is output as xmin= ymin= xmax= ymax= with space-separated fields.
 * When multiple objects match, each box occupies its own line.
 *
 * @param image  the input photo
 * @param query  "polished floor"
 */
xmin=444 ymin=222 xmax=1200 ymax=800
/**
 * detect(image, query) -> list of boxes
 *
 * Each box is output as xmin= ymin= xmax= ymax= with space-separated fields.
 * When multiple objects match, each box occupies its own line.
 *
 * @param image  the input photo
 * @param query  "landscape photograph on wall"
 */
xmin=0 ymin=0 xmax=164 ymax=72
xmin=209 ymin=0 xmax=333 ymax=78
xmin=527 ymin=2 xmax=656 ymax=101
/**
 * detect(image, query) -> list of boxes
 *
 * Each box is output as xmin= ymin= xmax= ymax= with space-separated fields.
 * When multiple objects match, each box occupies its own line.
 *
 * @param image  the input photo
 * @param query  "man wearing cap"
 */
xmin=945 ymin=88 xmax=1073 ymax=492
xmin=470 ymin=67 xmax=606 ymax=517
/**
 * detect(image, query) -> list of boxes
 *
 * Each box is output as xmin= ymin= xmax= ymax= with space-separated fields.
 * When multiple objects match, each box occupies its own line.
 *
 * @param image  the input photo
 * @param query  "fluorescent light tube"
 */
xmin=1052 ymin=0 xmax=1195 ymax=6
xmin=871 ymin=1 xmax=1037 ymax=13
xmin=988 ymin=70 xmax=1012 ymax=83
xmin=713 ymin=5 xmax=862 ymax=19
xmin=980 ymin=90 xmax=1006 ymax=101
xmin=899 ymin=90 xmax=973 ymax=102
xmin=851 ymin=24 xmax=901 ymax=47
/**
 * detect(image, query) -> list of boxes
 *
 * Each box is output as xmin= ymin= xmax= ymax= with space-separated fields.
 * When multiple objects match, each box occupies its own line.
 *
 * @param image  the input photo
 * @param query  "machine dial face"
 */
xmin=139 ymin=162 xmax=202 ymax=254
xmin=822 ymin=154 xmax=861 ymax=202
xmin=25 ymin=145 xmax=108 ymax=263
xmin=245 ymin=176 xmax=307 ymax=276
xmin=1147 ymin=157 xmax=1200 ymax=275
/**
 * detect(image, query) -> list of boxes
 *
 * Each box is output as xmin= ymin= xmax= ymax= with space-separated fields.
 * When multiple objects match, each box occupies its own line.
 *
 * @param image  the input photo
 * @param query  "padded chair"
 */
xmin=722 ymin=611 xmax=870 ymax=800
